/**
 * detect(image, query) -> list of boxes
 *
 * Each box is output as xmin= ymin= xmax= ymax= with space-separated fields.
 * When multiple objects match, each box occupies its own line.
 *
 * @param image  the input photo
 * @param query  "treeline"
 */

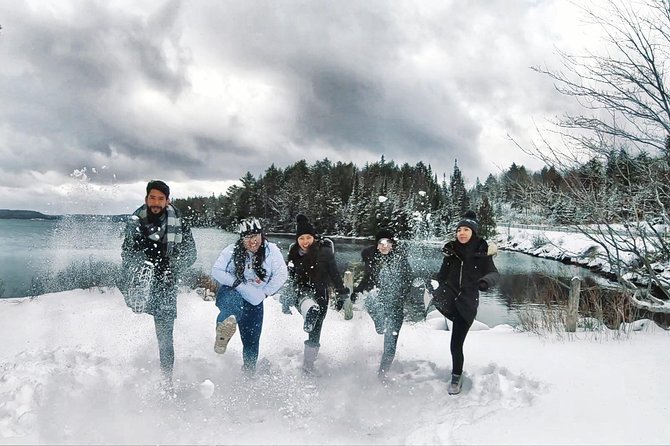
xmin=172 ymin=147 xmax=670 ymax=237
xmin=495 ymin=147 xmax=670 ymax=225
xmin=172 ymin=156 xmax=496 ymax=239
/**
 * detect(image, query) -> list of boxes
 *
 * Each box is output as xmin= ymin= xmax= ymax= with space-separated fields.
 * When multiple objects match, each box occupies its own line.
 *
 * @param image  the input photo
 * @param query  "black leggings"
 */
xmin=450 ymin=311 xmax=473 ymax=375
xmin=306 ymin=293 xmax=329 ymax=348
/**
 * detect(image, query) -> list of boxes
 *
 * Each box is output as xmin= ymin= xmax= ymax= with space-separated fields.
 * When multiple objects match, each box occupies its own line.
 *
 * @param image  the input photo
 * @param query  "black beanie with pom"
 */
xmin=456 ymin=210 xmax=479 ymax=235
xmin=296 ymin=214 xmax=316 ymax=238
xmin=375 ymin=228 xmax=395 ymax=244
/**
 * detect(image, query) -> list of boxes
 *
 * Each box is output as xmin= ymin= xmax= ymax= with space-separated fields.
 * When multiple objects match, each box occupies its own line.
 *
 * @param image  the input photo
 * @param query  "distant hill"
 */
xmin=0 ymin=209 xmax=59 ymax=220
xmin=0 ymin=209 xmax=129 ymax=221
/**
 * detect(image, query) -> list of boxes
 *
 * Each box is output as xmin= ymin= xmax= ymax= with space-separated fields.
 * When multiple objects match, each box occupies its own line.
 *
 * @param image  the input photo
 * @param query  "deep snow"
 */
xmin=1 ymin=286 xmax=669 ymax=445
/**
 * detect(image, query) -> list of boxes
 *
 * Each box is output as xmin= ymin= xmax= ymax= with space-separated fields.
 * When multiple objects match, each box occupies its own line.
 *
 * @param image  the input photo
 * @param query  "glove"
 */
xmin=478 ymin=280 xmax=489 ymax=291
xmin=334 ymin=287 xmax=350 ymax=311
xmin=337 ymin=287 xmax=350 ymax=296
xmin=350 ymin=292 xmax=358 ymax=303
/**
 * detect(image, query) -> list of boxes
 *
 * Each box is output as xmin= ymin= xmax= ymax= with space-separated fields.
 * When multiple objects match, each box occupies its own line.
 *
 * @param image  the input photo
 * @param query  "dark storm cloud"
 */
xmin=184 ymin=0 xmax=484 ymax=173
xmin=0 ymin=0 xmax=583 ymax=212
xmin=0 ymin=1 xmax=189 ymax=177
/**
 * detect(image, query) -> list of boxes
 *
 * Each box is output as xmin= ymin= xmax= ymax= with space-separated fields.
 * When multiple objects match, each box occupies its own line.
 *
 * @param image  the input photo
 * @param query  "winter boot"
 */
xmin=214 ymin=315 xmax=237 ymax=354
xmin=369 ymin=311 xmax=385 ymax=335
xmin=448 ymin=373 xmax=463 ymax=395
xmin=280 ymin=293 xmax=293 ymax=315
xmin=300 ymin=299 xmax=321 ymax=333
xmin=302 ymin=343 xmax=320 ymax=374
xmin=377 ymin=365 xmax=391 ymax=383
xmin=365 ymin=296 xmax=385 ymax=334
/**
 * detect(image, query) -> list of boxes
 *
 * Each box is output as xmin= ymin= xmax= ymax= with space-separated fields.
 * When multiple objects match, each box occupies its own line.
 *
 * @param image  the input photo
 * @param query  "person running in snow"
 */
xmin=431 ymin=210 xmax=499 ymax=395
xmin=120 ymin=180 xmax=197 ymax=384
xmin=285 ymin=214 xmax=350 ymax=373
xmin=351 ymin=228 xmax=413 ymax=380
xmin=211 ymin=218 xmax=288 ymax=374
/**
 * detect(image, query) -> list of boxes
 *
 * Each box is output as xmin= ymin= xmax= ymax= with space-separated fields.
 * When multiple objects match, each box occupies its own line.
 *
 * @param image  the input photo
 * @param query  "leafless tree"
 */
xmin=517 ymin=0 xmax=670 ymax=312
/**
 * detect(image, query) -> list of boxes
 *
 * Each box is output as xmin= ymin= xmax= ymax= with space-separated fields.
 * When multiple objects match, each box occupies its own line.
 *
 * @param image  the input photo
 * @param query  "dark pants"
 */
xmin=366 ymin=292 xmax=404 ymax=372
xmin=450 ymin=311 xmax=473 ymax=375
xmin=379 ymin=309 xmax=404 ymax=372
xmin=216 ymin=286 xmax=264 ymax=371
xmin=154 ymin=317 xmax=175 ymax=377
xmin=306 ymin=295 xmax=329 ymax=348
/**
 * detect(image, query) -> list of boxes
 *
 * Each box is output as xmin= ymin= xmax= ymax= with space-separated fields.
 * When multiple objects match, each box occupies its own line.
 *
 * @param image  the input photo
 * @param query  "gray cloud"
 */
xmin=0 ymin=0 xmax=588 ymax=213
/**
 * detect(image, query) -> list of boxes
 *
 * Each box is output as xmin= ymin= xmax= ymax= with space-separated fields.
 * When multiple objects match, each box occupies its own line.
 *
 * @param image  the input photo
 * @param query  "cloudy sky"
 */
xmin=0 ymin=0 xmax=599 ymax=214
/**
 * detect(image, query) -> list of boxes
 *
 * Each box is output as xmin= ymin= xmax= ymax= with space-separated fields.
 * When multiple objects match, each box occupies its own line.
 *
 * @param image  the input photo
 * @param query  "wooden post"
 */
xmin=566 ymin=276 xmax=581 ymax=332
xmin=343 ymin=271 xmax=353 ymax=291
xmin=342 ymin=271 xmax=354 ymax=320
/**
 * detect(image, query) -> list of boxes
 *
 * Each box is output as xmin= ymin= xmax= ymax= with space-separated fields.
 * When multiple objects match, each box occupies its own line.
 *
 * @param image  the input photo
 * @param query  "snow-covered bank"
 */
xmin=494 ymin=225 xmax=670 ymax=285
xmin=495 ymin=226 xmax=612 ymax=271
xmin=1 ymin=289 xmax=669 ymax=445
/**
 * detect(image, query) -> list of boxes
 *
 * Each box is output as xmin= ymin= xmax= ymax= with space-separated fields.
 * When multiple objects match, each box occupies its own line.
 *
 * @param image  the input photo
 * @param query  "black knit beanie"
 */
xmin=375 ymin=228 xmax=395 ymax=244
xmin=146 ymin=180 xmax=170 ymax=198
xmin=456 ymin=210 xmax=479 ymax=235
xmin=296 ymin=214 xmax=316 ymax=238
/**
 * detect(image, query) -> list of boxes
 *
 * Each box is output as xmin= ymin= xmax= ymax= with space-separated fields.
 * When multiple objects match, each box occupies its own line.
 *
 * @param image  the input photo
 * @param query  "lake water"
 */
xmin=0 ymin=218 xmax=603 ymax=327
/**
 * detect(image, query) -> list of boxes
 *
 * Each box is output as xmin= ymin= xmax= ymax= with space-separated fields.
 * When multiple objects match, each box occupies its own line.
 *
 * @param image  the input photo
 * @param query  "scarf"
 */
xmin=132 ymin=204 xmax=183 ymax=256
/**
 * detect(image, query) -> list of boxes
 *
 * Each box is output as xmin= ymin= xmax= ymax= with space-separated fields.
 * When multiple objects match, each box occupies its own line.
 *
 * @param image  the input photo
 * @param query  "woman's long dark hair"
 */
xmin=232 ymin=236 xmax=267 ymax=283
xmin=288 ymin=238 xmax=321 ymax=284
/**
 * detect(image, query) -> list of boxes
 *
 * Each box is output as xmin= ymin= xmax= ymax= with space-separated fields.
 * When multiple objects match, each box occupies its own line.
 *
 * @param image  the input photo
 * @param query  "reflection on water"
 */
xmin=267 ymin=235 xmax=608 ymax=327
xmin=0 ymin=221 xmax=647 ymax=328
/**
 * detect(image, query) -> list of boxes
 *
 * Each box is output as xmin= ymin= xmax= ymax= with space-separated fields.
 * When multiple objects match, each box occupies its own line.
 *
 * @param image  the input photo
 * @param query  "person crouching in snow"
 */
xmin=286 ymin=214 xmax=350 ymax=374
xmin=351 ymin=228 xmax=413 ymax=380
xmin=431 ymin=211 xmax=499 ymax=395
xmin=211 ymin=217 xmax=288 ymax=374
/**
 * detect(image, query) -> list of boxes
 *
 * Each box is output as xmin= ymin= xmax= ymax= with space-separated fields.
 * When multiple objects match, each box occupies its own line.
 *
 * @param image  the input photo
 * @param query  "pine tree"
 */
xmin=449 ymin=160 xmax=469 ymax=224
xmin=477 ymin=195 xmax=496 ymax=238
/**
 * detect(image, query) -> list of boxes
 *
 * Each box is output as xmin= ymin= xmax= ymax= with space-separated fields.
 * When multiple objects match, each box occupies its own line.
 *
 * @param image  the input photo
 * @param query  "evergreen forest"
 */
xmin=171 ymin=146 xmax=670 ymax=239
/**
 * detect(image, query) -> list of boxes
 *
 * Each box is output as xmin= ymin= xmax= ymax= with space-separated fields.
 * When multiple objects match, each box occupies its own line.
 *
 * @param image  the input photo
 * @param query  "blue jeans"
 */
xmin=216 ymin=286 xmax=264 ymax=371
xmin=366 ymin=291 xmax=404 ymax=373
xmin=154 ymin=317 xmax=175 ymax=377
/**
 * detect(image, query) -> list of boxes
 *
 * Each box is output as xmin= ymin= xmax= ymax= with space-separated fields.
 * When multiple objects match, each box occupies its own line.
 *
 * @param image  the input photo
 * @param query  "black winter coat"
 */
xmin=120 ymin=206 xmax=197 ymax=318
xmin=353 ymin=245 xmax=413 ymax=310
xmin=287 ymin=240 xmax=347 ymax=304
xmin=433 ymin=236 xmax=499 ymax=323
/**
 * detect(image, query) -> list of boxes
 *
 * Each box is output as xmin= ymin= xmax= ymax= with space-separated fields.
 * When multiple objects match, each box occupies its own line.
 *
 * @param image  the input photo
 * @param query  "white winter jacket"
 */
xmin=211 ymin=240 xmax=288 ymax=305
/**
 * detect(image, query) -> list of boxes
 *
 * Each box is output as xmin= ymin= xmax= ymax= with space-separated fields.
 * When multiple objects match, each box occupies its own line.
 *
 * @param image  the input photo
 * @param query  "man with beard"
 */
xmin=120 ymin=180 xmax=197 ymax=388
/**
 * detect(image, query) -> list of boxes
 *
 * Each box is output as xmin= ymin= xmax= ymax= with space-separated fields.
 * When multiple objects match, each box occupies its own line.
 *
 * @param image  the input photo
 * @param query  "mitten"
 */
xmin=334 ymin=287 xmax=349 ymax=311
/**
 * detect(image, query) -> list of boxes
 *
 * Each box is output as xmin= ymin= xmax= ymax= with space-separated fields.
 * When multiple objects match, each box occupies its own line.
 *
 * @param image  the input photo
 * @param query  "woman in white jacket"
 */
xmin=211 ymin=217 xmax=288 ymax=373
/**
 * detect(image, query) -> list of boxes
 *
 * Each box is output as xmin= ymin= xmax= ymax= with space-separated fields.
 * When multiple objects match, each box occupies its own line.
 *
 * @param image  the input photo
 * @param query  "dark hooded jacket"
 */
xmin=433 ymin=236 xmax=499 ymax=323
xmin=287 ymin=239 xmax=347 ymax=304
xmin=353 ymin=244 xmax=413 ymax=310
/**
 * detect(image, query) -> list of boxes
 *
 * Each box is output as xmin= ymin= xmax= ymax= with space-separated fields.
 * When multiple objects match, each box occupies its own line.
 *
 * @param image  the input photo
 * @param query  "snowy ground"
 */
xmin=1 ymin=288 xmax=669 ymax=445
